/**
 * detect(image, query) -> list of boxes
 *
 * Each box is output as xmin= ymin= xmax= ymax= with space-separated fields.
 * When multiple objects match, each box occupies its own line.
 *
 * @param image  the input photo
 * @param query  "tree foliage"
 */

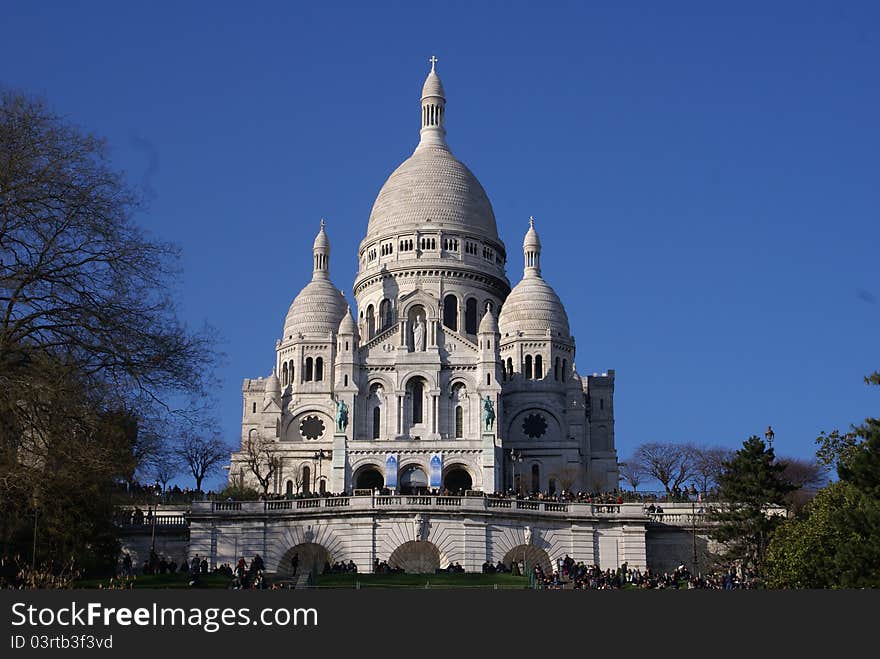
xmin=707 ymin=436 xmax=795 ymax=578
xmin=0 ymin=87 xmax=219 ymax=574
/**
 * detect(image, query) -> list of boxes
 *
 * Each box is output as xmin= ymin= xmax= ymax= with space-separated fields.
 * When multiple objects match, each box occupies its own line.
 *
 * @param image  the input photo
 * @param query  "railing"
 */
xmin=188 ymin=496 xmax=656 ymax=519
xmin=116 ymin=514 xmax=188 ymax=527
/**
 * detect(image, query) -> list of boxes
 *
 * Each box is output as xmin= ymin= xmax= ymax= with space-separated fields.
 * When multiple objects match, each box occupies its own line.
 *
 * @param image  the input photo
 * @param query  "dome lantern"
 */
xmin=313 ymin=219 xmax=330 ymax=280
xmin=419 ymin=56 xmax=447 ymax=150
xmin=524 ymin=216 xmax=541 ymax=277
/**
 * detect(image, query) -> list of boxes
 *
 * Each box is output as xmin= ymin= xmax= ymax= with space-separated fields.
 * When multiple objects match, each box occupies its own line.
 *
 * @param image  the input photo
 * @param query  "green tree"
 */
xmin=707 ymin=436 xmax=795 ymax=579
xmin=766 ymin=373 xmax=880 ymax=588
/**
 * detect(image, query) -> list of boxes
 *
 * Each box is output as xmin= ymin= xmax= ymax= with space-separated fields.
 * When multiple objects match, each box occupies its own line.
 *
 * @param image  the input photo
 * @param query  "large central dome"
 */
xmin=366 ymin=146 xmax=498 ymax=240
xmin=362 ymin=62 xmax=500 ymax=245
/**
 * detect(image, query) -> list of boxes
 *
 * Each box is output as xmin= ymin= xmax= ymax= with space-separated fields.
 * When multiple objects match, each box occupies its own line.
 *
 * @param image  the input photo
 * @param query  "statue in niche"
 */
xmin=412 ymin=314 xmax=426 ymax=352
xmin=413 ymin=514 xmax=425 ymax=541
xmin=332 ymin=394 xmax=349 ymax=432
xmin=524 ymin=525 xmax=532 ymax=546
xmin=482 ymin=395 xmax=495 ymax=432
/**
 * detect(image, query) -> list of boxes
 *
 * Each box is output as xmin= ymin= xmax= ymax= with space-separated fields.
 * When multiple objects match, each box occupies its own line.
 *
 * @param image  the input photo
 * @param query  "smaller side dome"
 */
xmin=263 ymin=368 xmax=281 ymax=403
xmin=478 ymin=305 xmax=498 ymax=334
xmin=338 ymin=306 xmax=358 ymax=336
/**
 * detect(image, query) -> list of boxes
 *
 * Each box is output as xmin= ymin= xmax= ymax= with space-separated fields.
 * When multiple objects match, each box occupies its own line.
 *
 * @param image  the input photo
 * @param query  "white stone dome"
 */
xmin=499 ymin=276 xmax=570 ymax=339
xmin=283 ymin=279 xmax=347 ymax=339
xmin=421 ymin=70 xmax=445 ymax=99
xmin=337 ymin=306 xmax=358 ymax=336
xmin=366 ymin=146 xmax=499 ymax=241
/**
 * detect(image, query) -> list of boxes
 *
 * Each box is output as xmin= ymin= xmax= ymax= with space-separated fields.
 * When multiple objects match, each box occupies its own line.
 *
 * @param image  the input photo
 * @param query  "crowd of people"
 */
xmin=531 ymin=557 xmax=759 ymax=590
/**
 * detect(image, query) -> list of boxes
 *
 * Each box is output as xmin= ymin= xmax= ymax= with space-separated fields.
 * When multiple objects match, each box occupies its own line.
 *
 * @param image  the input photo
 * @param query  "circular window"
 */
xmin=300 ymin=415 xmax=325 ymax=440
xmin=522 ymin=413 xmax=547 ymax=439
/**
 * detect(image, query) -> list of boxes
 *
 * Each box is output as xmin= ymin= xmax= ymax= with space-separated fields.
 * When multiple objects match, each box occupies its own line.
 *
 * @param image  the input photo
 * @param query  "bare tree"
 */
xmin=553 ymin=466 xmax=581 ymax=494
xmin=243 ymin=432 xmax=280 ymax=496
xmin=634 ymin=442 xmax=696 ymax=492
xmin=151 ymin=450 xmax=179 ymax=493
xmin=779 ymin=456 xmax=829 ymax=513
xmin=618 ymin=460 xmax=645 ymax=491
xmin=175 ymin=434 xmax=228 ymax=493
xmin=691 ymin=446 xmax=733 ymax=496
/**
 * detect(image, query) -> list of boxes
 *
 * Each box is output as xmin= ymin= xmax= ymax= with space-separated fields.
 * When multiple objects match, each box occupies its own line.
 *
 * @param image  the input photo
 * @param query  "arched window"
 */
xmin=252 ymin=402 xmax=256 ymax=414
xmin=366 ymin=304 xmax=375 ymax=339
xmin=561 ymin=359 xmax=567 ymax=381
xmin=380 ymin=299 xmax=392 ymax=330
xmin=285 ymin=481 xmax=293 ymax=497
xmin=305 ymin=357 xmax=313 ymax=382
xmin=531 ymin=464 xmax=540 ymax=494
xmin=524 ymin=355 xmax=533 ymax=380
xmin=315 ymin=357 xmax=324 ymax=382
xmin=443 ymin=294 xmax=458 ymax=332
xmin=549 ymin=478 xmax=557 ymax=495
xmin=507 ymin=358 xmax=513 ymax=378
xmin=289 ymin=361 xmax=294 ymax=384
xmin=486 ymin=373 xmax=491 ymax=385
xmin=282 ymin=362 xmax=288 ymax=386
xmin=344 ymin=374 xmax=349 ymax=387
xmin=465 ymin=298 xmax=478 ymax=334
xmin=302 ymin=466 xmax=311 ymax=494
xmin=319 ymin=479 xmax=326 ymax=495
xmin=535 ymin=355 xmax=543 ymax=380
xmin=554 ymin=357 xmax=560 ymax=381
xmin=411 ymin=379 xmax=424 ymax=425
xmin=372 ymin=406 xmax=381 ymax=439
xmin=455 ymin=405 xmax=463 ymax=438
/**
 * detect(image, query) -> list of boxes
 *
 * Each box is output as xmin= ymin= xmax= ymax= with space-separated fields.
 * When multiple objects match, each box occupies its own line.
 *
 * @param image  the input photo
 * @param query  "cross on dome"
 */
xmin=429 ymin=55 xmax=438 ymax=72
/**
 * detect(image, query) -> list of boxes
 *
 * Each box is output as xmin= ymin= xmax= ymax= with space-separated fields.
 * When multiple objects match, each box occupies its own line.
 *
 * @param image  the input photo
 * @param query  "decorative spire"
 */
xmin=418 ymin=56 xmax=448 ymax=150
xmin=312 ymin=219 xmax=331 ymax=280
xmin=523 ymin=216 xmax=542 ymax=277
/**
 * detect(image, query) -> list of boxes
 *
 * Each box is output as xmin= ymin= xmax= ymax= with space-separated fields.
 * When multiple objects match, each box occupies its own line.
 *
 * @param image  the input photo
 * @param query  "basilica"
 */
xmin=228 ymin=61 xmax=618 ymax=498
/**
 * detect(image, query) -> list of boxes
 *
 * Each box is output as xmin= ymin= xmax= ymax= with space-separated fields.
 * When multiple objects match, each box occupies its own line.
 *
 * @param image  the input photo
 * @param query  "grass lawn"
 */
xmin=313 ymin=572 xmax=530 ymax=589
xmin=72 ymin=573 xmax=232 ymax=589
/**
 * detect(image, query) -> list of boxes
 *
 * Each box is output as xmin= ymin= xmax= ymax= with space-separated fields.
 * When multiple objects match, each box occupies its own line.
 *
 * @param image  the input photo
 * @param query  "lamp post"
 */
xmin=764 ymin=425 xmax=775 ymax=449
xmin=313 ymin=449 xmax=328 ymax=493
xmin=509 ymin=449 xmax=523 ymax=495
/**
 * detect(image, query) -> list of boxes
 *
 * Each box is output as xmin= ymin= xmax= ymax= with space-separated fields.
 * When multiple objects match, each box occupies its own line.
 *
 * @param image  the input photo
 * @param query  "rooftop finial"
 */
xmin=429 ymin=55 xmax=438 ymax=72
xmin=320 ymin=218 xmax=326 ymax=229
xmin=529 ymin=215 xmax=535 ymax=228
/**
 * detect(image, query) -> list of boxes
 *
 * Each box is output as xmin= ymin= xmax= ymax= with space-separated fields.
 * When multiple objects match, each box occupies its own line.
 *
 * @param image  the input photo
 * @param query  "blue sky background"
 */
xmin=3 ymin=1 xmax=878 ymax=491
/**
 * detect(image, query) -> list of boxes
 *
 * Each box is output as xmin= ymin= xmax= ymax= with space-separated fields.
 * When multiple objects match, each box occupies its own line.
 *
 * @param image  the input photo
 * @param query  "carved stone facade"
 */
xmin=228 ymin=63 xmax=618 ymax=497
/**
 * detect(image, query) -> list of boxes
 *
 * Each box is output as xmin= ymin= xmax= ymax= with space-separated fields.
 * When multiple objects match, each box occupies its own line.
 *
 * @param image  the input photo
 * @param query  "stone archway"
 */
xmin=388 ymin=541 xmax=446 ymax=573
xmin=502 ymin=545 xmax=552 ymax=575
xmin=443 ymin=465 xmax=472 ymax=494
xmin=354 ymin=465 xmax=384 ymax=490
xmin=399 ymin=465 xmax=429 ymax=494
xmin=279 ymin=543 xmax=332 ymax=578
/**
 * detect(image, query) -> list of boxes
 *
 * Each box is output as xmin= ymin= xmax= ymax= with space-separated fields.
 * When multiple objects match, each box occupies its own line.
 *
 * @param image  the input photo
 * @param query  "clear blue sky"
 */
xmin=4 ymin=1 xmax=878 ymax=490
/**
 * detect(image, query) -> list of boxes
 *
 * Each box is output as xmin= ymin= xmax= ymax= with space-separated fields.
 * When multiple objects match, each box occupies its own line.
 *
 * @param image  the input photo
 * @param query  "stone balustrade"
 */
xmin=188 ymin=495 xmax=646 ymax=519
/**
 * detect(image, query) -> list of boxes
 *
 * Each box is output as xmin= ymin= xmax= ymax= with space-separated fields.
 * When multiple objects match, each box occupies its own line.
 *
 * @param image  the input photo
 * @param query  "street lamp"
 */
xmin=313 ymin=449 xmax=328 ymax=493
xmin=764 ymin=425 xmax=775 ymax=449
xmin=509 ymin=449 xmax=523 ymax=495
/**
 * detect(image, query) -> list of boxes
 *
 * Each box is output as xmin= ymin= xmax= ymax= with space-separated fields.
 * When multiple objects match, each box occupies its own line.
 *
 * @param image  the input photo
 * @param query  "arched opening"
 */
xmin=285 ymin=480 xmax=293 ymax=496
xmin=282 ymin=362 xmax=288 ymax=386
xmin=280 ymin=543 xmax=333 ymax=578
xmin=548 ymin=478 xmax=557 ymax=495
xmin=443 ymin=466 xmax=472 ymax=494
xmin=354 ymin=466 xmax=384 ymax=490
xmin=388 ymin=541 xmax=444 ymax=574
xmin=399 ymin=464 xmax=429 ymax=495
xmin=524 ymin=355 xmax=533 ymax=380
xmin=531 ymin=464 xmax=540 ymax=494
xmin=562 ymin=359 xmax=567 ymax=381
xmin=366 ymin=304 xmax=375 ymax=339
xmin=507 ymin=358 xmax=513 ymax=379
xmin=443 ymin=294 xmax=458 ymax=332
xmin=535 ymin=355 xmax=543 ymax=380
xmin=289 ymin=362 xmax=294 ymax=383
xmin=502 ymin=545 xmax=552 ymax=576
xmin=465 ymin=298 xmax=478 ymax=334
xmin=409 ymin=378 xmax=425 ymax=426
xmin=372 ymin=406 xmax=381 ymax=439
xmin=252 ymin=402 xmax=256 ymax=414
xmin=305 ymin=357 xmax=313 ymax=382
xmin=302 ymin=465 xmax=311 ymax=494
xmin=379 ymin=299 xmax=392 ymax=330
xmin=554 ymin=357 xmax=560 ymax=381
xmin=315 ymin=357 xmax=324 ymax=382
xmin=318 ymin=478 xmax=326 ymax=495
xmin=454 ymin=405 xmax=463 ymax=438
